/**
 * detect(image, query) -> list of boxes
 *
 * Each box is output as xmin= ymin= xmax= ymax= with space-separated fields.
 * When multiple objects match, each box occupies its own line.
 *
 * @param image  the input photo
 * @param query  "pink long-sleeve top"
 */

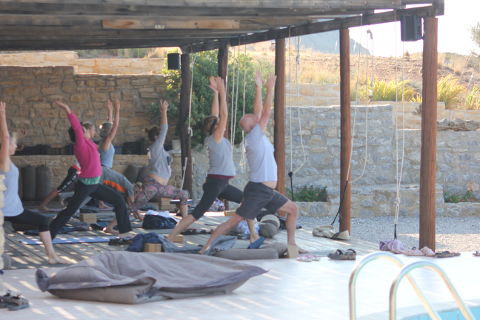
xmin=68 ymin=112 xmax=102 ymax=179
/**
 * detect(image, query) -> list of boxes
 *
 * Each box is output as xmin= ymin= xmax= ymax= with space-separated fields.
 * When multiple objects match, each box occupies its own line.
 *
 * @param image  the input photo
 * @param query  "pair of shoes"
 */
xmin=435 ymin=251 xmax=460 ymax=258
xmin=0 ymin=291 xmax=29 ymax=311
xmin=328 ymin=249 xmax=356 ymax=260
xmin=108 ymin=237 xmax=133 ymax=246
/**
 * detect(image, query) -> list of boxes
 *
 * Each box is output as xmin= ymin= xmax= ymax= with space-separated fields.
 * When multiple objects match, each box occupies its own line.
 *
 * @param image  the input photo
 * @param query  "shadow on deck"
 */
xmin=4 ymin=211 xmax=379 ymax=269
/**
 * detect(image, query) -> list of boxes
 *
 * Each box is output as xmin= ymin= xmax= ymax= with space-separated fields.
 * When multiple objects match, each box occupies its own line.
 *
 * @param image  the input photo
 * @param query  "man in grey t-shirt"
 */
xmin=200 ymin=72 xmax=302 ymax=255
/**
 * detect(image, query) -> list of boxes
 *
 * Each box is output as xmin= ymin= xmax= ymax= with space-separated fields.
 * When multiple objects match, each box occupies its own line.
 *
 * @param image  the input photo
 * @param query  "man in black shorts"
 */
xmin=200 ymin=73 xmax=301 ymax=254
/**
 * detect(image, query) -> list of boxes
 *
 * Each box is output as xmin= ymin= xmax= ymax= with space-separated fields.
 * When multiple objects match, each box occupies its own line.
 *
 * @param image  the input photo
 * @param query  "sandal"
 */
xmin=328 ymin=249 xmax=356 ymax=260
xmin=108 ymin=237 xmax=133 ymax=246
xmin=0 ymin=291 xmax=29 ymax=311
xmin=434 ymin=251 xmax=460 ymax=258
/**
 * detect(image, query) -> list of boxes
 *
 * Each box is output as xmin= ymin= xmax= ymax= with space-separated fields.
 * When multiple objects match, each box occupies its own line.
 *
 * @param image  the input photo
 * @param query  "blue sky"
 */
xmin=349 ymin=0 xmax=479 ymax=56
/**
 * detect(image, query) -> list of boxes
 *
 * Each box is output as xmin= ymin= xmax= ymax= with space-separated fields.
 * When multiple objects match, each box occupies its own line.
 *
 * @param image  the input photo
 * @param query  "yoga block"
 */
xmin=224 ymin=210 xmax=236 ymax=216
xmin=79 ymin=213 xmax=97 ymax=224
xmin=171 ymin=234 xmax=184 ymax=243
xmin=144 ymin=243 xmax=162 ymax=252
xmin=287 ymin=245 xmax=299 ymax=259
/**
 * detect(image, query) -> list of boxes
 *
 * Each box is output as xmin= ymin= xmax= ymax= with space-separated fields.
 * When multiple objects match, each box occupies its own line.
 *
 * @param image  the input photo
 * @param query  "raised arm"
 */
xmin=253 ymin=71 xmax=263 ymax=118
xmin=154 ymin=99 xmax=169 ymax=146
xmin=55 ymin=100 xmax=84 ymax=147
xmin=212 ymin=77 xmax=228 ymax=142
xmin=0 ymin=102 xmax=10 ymax=172
xmin=258 ymin=74 xmax=276 ymax=131
xmin=100 ymin=99 xmax=120 ymax=151
xmin=209 ymin=76 xmax=219 ymax=117
xmin=106 ymin=98 xmax=113 ymax=122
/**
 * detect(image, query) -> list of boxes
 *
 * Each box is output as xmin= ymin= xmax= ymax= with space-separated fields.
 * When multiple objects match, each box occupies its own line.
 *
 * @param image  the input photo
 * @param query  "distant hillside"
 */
xmin=300 ymin=31 xmax=370 ymax=55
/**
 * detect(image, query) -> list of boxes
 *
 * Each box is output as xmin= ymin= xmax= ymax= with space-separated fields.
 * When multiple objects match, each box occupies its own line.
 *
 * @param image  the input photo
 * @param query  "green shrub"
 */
xmin=352 ymin=80 xmax=418 ymax=102
xmin=288 ymin=185 xmax=328 ymax=202
xmin=444 ymin=191 xmax=474 ymax=203
xmin=465 ymin=86 xmax=480 ymax=110
xmin=147 ymin=50 xmax=273 ymax=147
xmin=437 ymin=75 xmax=465 ymax=109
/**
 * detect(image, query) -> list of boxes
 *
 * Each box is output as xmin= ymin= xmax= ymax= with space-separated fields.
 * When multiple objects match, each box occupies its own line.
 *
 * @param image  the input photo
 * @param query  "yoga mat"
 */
xmin=28 ymin=208 xmax=63 ymax=213
xmin=20 ymin=236 xmax=115 ymax=245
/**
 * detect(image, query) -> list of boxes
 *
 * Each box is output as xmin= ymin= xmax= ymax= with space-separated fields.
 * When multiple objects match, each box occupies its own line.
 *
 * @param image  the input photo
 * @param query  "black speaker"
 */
xmin=167 ymin=53 xmax=180 ymax=70
xmin=400 ymin=15 xmax=423 ymax=42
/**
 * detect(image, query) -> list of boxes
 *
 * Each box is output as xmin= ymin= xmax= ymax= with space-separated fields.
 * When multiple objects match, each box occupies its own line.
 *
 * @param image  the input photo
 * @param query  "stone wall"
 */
xmin=0 ymin=66 xmax=169 ymax=147
xmin=191 ymin=105 xmax=480 ymax=217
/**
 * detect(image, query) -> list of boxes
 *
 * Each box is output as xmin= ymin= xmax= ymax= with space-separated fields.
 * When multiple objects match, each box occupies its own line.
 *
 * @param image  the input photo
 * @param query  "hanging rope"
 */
xmin=240 ymin=44 xmax=248 ymax=170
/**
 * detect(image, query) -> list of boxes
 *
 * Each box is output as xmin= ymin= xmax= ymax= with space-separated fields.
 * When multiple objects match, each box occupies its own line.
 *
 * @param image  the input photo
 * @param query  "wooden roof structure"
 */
xmin=0 ymin=0 xmax=443 ymax=52
xmin=0 ymin=0 xmax=444 ymax=250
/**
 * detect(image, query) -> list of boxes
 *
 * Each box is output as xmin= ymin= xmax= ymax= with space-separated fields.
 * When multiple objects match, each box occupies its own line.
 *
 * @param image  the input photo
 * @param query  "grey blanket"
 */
xmin=36 ymin=251 xmax=267 ymax=304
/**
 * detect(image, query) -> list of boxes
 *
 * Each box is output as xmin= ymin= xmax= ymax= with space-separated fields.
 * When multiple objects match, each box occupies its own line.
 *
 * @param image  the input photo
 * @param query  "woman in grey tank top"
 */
xmin=129 ymin=100 xmax=190 ymax=218
xmin=98 ymin=99 xmax=120 ymax=168
xmin=0 ymin=102 xmax=66 ymax=264
xmin=167 ymin=76 xmax=243 ymax=241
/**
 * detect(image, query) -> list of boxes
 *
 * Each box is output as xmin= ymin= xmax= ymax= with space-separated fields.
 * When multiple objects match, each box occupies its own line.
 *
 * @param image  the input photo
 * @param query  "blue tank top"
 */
xmin=99 ymin=143 xmax=115 ymax=168
xmin=2 ymin=162 xmax=23 ymax=217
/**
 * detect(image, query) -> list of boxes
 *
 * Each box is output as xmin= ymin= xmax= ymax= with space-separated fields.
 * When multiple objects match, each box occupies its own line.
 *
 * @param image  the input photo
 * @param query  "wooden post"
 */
xmin=274 ymin=38 xmax=286 ymax=195
xmin=179 ymin=53 xmax=193 ymax=195
xmin=419 ymin=17 xmax=438 ymax=250
xmin=339 ymin=28 xmax=351 ymax=233
xmin=218 ymin=44 xmax=229 ymax=82
xmin=217 ymin=45 xmax=230 ymax=209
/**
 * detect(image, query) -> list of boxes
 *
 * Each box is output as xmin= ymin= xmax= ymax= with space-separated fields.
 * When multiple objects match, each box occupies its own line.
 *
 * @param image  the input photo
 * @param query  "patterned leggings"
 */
xmin=130 ymin=176 xmax=189 ymax=212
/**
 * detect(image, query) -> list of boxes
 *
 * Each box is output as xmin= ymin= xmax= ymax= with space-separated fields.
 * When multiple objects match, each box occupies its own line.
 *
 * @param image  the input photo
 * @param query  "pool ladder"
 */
xmin=348 ymin=251 xmax=475 ymax=320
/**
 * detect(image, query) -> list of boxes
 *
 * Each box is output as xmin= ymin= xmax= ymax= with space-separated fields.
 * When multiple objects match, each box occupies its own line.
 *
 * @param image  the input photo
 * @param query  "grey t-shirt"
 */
xmin=101 ymin=166 xmax=134 ymax=198
xmin=206 ymin=136 xmax=236 ymax=176
xmin=2 ymin=162 xmax=23 ymax=217
xmin=245 ymin=124 xmax=277 ymax=182
xmin=147 ymin=124 xmax=172 ymax=180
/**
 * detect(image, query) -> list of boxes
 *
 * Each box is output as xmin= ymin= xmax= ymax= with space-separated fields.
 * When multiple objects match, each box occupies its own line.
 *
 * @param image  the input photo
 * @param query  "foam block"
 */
xmin=144 ymin=243 xmax=162 ymax=252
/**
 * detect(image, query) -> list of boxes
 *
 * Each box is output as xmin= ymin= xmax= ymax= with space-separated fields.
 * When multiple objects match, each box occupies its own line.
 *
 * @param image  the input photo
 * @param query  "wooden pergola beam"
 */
xmin=274 ymin=38 xmax=286 ymax=196
xmin=419 ymin=16 xmax=438 ymax=250
xmin=178 ymin=53 xmax=193 ymax=195
xmin=187 ymin=5 xmax=438 ymax=52
xmin=339 ymin=28 xmax=351 ymax=233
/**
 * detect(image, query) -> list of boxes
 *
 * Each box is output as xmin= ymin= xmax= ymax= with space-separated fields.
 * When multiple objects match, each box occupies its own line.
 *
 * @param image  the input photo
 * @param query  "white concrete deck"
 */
xmin=2 ymin=253 xmax=480 ymax=320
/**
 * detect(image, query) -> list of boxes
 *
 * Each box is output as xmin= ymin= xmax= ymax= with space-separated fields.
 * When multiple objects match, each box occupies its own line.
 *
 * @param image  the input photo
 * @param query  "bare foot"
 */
xmin=39 ymin=205 xmax=50 ymax=212
xmin=289 ymin=244 xmax=309 ymax=254
xmin=102 ymin=226 xmax=119 ymax=235
xmin=249 ymin=234 xmax=259 ymax=243
xmin=48 ymin=256 xmax=69 ymax=264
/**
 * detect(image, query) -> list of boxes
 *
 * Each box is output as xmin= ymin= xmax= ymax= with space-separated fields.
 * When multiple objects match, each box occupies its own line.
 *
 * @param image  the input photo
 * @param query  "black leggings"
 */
xmin=191 ymin=176 xmax=243 ymax=220
xmin=57 ymin=166 xmax=79 ymax=193
xmin=49 ymin=181 xmax=132 ymax=238
xmin=5 ymin=209 xmax=49 ymax=232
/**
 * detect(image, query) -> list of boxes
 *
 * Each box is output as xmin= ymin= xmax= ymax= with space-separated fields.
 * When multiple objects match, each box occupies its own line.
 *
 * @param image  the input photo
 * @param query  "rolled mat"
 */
xmin=36 ymin=165 xmax=52 ymax=201
xmin=21 ymin=165 xmax=36 ymax=201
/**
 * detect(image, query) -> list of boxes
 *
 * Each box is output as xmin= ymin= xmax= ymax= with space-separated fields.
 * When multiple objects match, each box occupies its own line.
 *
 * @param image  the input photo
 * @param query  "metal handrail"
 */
xmin=349 ymin=252 xmax=439 ymax=320
xmin=389 ymin=261 xmax=474 ymax=320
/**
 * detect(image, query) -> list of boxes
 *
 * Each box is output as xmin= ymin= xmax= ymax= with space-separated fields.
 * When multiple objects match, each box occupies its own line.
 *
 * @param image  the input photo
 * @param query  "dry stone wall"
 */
xmin=192 ymin=105 xmax=480 ymax=217
xmin=0 ymin=66 xmax=168 ymax=148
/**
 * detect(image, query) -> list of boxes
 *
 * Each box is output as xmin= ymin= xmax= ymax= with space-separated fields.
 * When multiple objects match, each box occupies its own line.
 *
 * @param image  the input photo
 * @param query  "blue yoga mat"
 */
xmin=20 ymin=236 xmax=115 ymax=245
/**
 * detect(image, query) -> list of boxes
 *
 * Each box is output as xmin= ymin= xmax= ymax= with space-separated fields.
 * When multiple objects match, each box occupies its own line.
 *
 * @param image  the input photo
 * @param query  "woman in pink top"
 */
xmin=48 ymin=101 xmax=132 ymax=240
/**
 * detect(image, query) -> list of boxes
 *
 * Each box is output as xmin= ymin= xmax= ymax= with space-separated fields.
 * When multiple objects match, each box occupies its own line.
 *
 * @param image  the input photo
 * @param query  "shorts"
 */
xmin=236 ymin=182 xmax=288 ymax=220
